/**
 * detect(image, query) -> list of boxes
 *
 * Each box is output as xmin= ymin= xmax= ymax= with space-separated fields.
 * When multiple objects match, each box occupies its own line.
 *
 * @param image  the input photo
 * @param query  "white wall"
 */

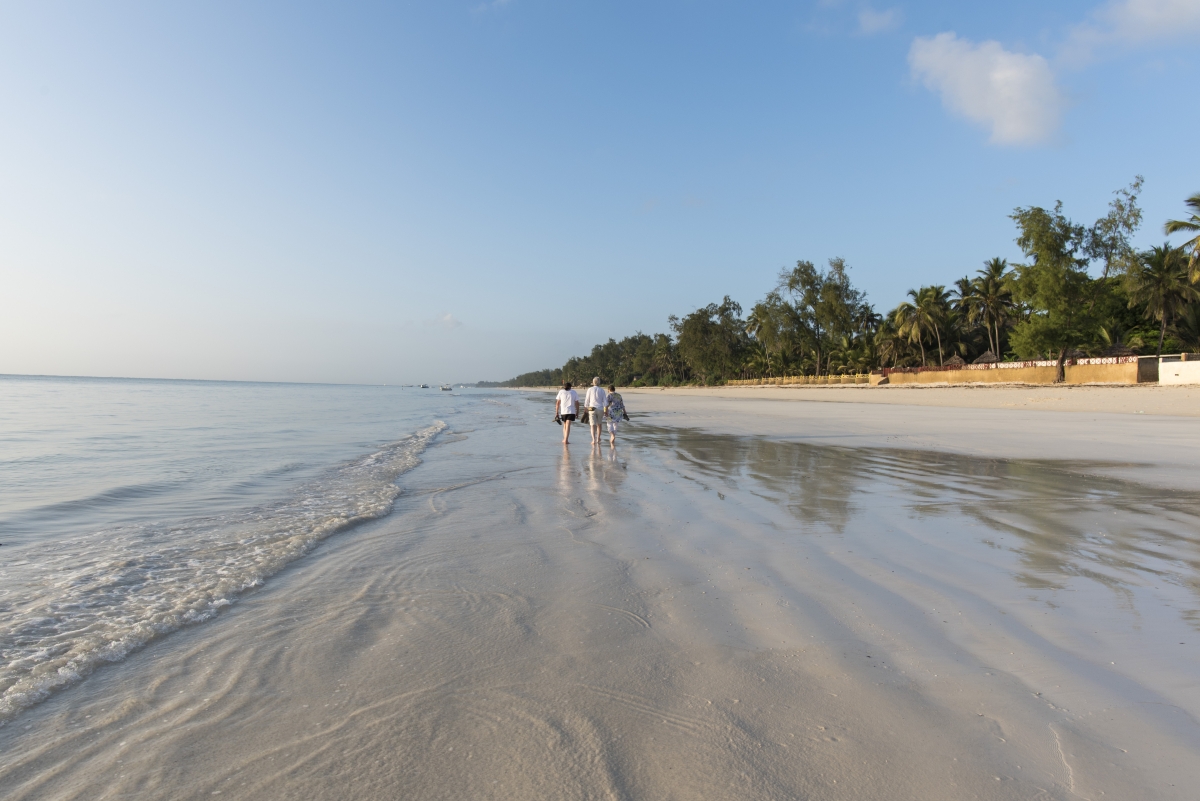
xmin=1158 ymin=358 xmax=1200 ymax=385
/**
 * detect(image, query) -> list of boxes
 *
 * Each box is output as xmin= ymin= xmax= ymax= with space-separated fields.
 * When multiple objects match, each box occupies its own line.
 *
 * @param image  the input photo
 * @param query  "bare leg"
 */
xmin=562 ymin=419 xmax=572 ymax=444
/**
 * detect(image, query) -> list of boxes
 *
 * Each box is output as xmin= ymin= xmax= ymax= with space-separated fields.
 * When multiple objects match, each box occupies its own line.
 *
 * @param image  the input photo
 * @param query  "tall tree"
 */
xmin=670 ymin=296 xmax=748 ymax=384
xmin=1164 ymin=192 xmax=1200 ymax=281
xmin=1008 ymin=202 xmax=1099 ymax=381
xmin=893 ymin=286 xmax=950 ymax=366
xmin=974 ymin=258 xmax=1014 ymax=357
xmin=778 ymin=258 xmax=871 ymax=375
xmin=746 ymin=292 xmax=808 ymax=375
xmin=950 ymin=276 xmax=983 ymax=356
xmin=1126 ymin=244 xmax=1199 ymax=356
xmin=1086 ymin=176 xmax=1144 ymax=279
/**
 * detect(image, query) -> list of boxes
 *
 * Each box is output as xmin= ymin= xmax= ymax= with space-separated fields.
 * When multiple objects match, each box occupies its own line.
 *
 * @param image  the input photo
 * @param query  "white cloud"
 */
xmin=909 ymin=32 xmax=1063 ymax=146
xmin=426 ymin=313 xmax=463 ymax=329
xmin=858 ymin=7 xmax=902 ymax=35
xmin=1064 ymin=0 xmax=1200 ymax=63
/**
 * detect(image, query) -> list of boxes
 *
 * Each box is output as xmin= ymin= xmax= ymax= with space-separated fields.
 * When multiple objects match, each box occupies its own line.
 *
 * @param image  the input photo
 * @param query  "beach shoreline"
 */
xmin=3 ymin=386 xmax=1198 ymax=799
xmin=505 ymin=382 xmax=1200 ymax=417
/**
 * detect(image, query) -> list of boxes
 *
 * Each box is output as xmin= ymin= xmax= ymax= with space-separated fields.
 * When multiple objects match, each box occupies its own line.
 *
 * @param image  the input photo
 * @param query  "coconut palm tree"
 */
xmin=950 ymin=275 xmax=987 ymax=358
xmin=951 ymin=276 xmax=976 ymax=315
xmin=892 ymin=299 xmax=925 ymax=366
xmin=893 ymin=286 xmax=951 ymax=367
xmin=874 ymin=318 xmax=908 ymax=367
xmin=973 ymin=258 xmax=1013 ymax=358
xmin=744 ymin=344 xmax=772 ymax=379
xmin=1164 ymin=192 xmax=1200 ymax=281
xmin=1173 ymin=303 xmax=1200 ymax=353
xmin=1127 ymin=244 xmax=1199 ymax=356
xmin=1097 ymin=322 xmax=1145 ymax=355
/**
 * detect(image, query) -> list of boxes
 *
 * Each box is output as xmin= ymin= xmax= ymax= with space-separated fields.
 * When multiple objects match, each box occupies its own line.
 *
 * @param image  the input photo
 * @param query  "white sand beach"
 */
xmin=627 ymin=382 xmax=1200 ymax=417
xmin=2 ymin=387 xmax=1198 ymax=800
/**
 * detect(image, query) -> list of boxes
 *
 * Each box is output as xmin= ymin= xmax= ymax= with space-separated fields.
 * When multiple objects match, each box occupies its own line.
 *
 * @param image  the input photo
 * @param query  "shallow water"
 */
xmin=0 ymin=376 xmax=463 ymax=720
xmin=2 ymin=386 xmax=1198 ymax=799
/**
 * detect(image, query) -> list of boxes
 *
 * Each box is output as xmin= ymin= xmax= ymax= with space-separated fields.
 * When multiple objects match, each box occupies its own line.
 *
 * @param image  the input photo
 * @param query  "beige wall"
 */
xmin=1159 ymin=361 xmax=1200 ymax=385
xmin=878 ymin=362 xmax=1142 ymax=386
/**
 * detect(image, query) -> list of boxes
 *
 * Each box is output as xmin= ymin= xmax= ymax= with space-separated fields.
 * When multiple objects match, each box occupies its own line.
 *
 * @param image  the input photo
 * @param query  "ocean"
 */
xmin=0 ymin=375 xmax=461 ymax=721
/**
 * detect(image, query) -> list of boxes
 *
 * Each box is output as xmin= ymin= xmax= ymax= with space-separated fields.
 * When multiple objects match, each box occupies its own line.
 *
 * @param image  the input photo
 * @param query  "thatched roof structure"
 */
xmin=944 ymin=354 xmax=966 ymax=366
xmin=1101 ymin=344 xmax=1136 ymax=357
xmin=972 ymin=350 xmax=999 ymax=364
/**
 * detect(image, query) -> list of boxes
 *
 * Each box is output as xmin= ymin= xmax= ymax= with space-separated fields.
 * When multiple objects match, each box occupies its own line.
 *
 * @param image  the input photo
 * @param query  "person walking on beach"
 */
xmin=604 ymin=384 xmax=627 ymax=447
xmin=554 ymin=382 xmax=579 ymax=444
xmin=583 ymin=377 xmax=607 ymax=446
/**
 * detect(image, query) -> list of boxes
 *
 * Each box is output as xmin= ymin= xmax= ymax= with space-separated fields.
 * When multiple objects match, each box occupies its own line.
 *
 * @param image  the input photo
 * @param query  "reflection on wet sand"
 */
xmin=4 ymin=400 xmax=1198 ymax=800
xmin=558 ymin=442 xmax=629 ymax=500
xmin=638 ymin=424 xmax=1200 ymax=628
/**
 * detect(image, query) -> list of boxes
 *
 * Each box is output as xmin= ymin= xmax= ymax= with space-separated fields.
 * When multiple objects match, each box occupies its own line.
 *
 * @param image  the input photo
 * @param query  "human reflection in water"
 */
xmin=575 ymin=436 xmax=625 ymax=498
xmin=557 ymin=442 xmax=575 ymax=497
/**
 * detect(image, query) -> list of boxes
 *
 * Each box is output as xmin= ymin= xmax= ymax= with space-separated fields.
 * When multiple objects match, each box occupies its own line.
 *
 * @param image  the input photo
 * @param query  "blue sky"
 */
xmin=1 ymin=1 xmax=1197 ymax=383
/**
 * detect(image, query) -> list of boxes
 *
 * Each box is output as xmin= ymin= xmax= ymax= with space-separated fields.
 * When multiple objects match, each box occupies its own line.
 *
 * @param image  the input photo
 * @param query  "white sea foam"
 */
xmin=0 ymin=422 xmax=445 ymax=723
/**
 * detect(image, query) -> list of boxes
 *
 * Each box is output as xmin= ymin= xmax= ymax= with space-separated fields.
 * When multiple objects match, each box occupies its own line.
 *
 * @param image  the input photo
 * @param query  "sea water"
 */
xmin=0 ymin=375 xmax=468 ymax=721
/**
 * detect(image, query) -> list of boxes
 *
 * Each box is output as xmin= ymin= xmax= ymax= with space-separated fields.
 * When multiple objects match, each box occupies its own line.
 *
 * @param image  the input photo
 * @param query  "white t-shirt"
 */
xmin=584 ymin=386 xmax=607 ymax=409
xmin=556 ymin=389 xmax=578 ymax=415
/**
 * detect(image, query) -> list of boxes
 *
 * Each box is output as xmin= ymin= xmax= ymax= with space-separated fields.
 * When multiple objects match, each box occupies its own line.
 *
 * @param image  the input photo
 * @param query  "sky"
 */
xmin=1 ymin=0 xmax=1197 ymax=384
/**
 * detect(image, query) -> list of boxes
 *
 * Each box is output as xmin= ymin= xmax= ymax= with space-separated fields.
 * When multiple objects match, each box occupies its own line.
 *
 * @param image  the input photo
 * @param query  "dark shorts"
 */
xmin=561 ymin=413 xmax=576 ymax=421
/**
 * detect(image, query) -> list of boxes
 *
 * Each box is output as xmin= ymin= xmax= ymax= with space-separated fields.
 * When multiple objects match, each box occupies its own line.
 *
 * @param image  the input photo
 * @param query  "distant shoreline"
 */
xmin=502 ymin=382 xmax=1200 ymax=417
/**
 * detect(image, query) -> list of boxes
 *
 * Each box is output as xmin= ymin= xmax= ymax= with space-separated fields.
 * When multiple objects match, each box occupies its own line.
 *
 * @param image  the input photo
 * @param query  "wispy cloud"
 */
xmin=858 ymin=7 xmax=902 ymax=35
xmin=909 ymin=32 xmax=1063 ymax=146
xmin=426 ymin=313 xmax=463 ymax=330
xmin=1063 ymin=0 xmax=1200 ymax=63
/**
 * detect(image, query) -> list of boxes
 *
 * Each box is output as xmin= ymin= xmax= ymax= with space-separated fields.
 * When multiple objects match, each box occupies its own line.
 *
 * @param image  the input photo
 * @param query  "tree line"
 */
xmin=486 ymin=180 xmax=1200 ymax=387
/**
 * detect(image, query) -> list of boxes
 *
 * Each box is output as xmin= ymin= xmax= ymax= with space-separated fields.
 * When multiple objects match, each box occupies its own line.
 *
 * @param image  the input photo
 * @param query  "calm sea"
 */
xmin=0 ymin=375 xmax=482 ymax=722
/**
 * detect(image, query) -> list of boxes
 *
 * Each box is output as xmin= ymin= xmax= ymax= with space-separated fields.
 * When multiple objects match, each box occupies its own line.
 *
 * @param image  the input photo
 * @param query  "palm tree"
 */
xmin=1097 ymin=322 xmax=1145 ymax=354
xmin=892 ymin=300 xmax=925 ymax=366
xmin=1164 ymin=192 xmax=1200 ymax=281
xmin=874 ymin=318 xmax=909 ymax=367
xmin=893 ymin=286 xmax=951 ymax=366
xmin=951 ymin=276 xmax=976 ymax=315
xmin=744 ymin=308 xmax=770 ymax=376
xmin=1127 ymin=244 xmax=1199 ymax=356
xmin=744 ymin=306 xmax=766 ymax=341
xmin=950 ymin=275 xmax=986 ymax=358
xmin=744 ymin=344 xmax=772 ymax=379
xmin=827 ymin=333 xmax=875 ymax=374
xmin=1173 ymin=304 xmax=1200 ymax=353
xmin=973 ymin=258 xmax=1013 ymax=358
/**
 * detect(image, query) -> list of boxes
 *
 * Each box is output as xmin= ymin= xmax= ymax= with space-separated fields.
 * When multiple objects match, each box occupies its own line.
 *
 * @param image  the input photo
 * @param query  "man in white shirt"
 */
xmin=583 ymin=377 xmax=608 ymax=445
xmin=554 ymin=382 xmax=579 ymax=444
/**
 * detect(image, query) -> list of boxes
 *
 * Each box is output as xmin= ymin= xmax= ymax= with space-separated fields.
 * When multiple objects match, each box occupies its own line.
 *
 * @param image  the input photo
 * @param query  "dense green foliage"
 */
xmin=488 ymin=180 xmax=1200 ymax=386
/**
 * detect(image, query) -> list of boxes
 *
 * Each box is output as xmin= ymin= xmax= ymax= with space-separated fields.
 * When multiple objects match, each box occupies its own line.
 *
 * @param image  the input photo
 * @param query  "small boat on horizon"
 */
xmin=419 ymin=384 xmax=429 ymax=388
xmin=440 ymin=384 xmax=452 ymax=391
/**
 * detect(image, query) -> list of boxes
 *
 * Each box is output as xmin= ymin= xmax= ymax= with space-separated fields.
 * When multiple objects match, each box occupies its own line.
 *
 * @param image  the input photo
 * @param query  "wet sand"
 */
xmin=2 ymin=392 xmax=1198 ymax=799
xmin=622 ymin=385 xmax=1200 ymax=490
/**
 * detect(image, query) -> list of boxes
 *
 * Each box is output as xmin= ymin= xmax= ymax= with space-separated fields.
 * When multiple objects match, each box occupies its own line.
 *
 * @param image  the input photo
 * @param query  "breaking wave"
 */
xmin=0 ymin=423 xmax=445 ymax=723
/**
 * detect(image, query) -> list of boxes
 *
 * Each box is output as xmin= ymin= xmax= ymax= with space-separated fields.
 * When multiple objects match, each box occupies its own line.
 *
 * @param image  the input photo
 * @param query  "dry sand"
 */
xmin=2 ymin=387 xmax=1198 ymax=800
xmin=637 ymin=381 xmax=1200 ymax=416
